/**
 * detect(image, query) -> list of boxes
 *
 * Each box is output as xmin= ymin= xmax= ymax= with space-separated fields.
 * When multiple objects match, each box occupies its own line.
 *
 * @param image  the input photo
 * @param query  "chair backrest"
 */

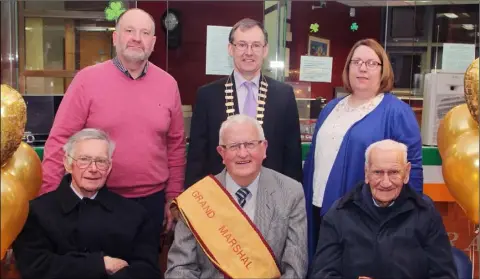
xmin=423 ymin=194 xmax=473 ymax=279
xmin=451 ymin=246 xmax=472 ymax=279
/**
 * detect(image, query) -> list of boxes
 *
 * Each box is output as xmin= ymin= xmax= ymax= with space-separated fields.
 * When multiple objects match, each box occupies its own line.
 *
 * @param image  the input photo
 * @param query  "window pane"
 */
xmin=433 ymin=4 xmax=479 ymax=44
xmin=24 ymin=18 xmax=115 ymax=71
xmin=25 ymin=18 xmax=65 ymax=70
xmin=25 ymin=77 xmax=65 ymax=95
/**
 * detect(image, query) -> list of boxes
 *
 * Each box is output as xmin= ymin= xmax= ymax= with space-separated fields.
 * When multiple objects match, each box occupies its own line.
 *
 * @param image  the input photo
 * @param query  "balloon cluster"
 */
xmin=437 ymin=58 xmax=479 ymax=225
xmin=1 ymin=84 xmax=43 ymax=259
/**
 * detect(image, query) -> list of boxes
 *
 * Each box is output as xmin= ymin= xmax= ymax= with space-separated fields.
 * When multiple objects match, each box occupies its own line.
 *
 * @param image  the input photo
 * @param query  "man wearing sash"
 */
xmin=185 ymin=18 xmax=302 ymax=188
xmin=166 ymin=115 xmax=307 ymax=279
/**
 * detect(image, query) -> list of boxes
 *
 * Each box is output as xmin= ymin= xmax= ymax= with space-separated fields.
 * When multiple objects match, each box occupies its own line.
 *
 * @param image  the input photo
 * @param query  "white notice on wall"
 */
xmin=205 ymin=25 xmax=234 ymax=75
xmin=441 ymin=43 xmax=475 ymax=73
xmin=299 ymin=56 xmax=333 ymax=82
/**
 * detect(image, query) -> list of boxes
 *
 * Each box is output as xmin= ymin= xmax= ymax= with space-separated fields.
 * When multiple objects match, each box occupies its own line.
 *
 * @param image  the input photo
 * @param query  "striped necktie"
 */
xmin=235 ymin=188 xmax=250 ymax=208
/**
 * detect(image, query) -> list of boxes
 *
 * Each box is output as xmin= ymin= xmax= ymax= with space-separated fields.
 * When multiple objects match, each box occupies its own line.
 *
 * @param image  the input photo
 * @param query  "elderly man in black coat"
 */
xmin=12 ymin=128 xmax=161 ymax=279
xmin=309 ymin=139 xmax=457 ymax=279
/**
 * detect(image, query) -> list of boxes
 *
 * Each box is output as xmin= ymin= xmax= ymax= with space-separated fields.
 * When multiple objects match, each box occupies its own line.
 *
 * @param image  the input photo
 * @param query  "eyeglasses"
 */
xmin=350 ymin=59 xmax=382 ymax=69
xmin=370 ymin=169 xmax=403 ymax=180
xmin=232 ymin=41 xmax=265 ymax=53
xmin=68 ymin=155 xmax=111 ymax=171
xmin=220 ymin=140 xmax=264 ymax=152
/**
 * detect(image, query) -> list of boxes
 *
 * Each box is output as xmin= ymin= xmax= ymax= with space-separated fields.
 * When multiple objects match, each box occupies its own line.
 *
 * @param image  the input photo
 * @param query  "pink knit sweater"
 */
xmin=40 ymin=60 xmax=186 ymax=199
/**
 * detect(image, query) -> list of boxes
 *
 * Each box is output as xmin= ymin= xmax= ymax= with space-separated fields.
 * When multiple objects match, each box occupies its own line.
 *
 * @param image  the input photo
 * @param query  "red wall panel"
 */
xmin=288 ymin=2 xmax=382 ymax=100
xmin=138 ymin=1 xmax=263 ymax=106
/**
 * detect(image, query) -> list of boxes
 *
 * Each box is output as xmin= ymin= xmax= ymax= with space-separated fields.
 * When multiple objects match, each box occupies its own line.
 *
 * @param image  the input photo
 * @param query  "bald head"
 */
xmin=116 ymin=8 xmax=155 ymax=35
xmin=365 ymin=139 xmax=408 ymax=167
xmin=113 ymin=8 xmax=156 ymax=64
xmin=364 ymin=139 xmax=411 ymax=207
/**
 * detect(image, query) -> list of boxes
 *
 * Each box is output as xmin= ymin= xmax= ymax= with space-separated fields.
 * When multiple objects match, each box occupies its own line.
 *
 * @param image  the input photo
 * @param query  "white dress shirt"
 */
xmin=234 ymin=71 xmax=260 ymax=114
xmin=225 ymin=172 xmax=260 ymax=221
xmin=312 ymin=94 xmax=384 ymax=207
xmin=70 ymin=183 xmax=98 ymax=200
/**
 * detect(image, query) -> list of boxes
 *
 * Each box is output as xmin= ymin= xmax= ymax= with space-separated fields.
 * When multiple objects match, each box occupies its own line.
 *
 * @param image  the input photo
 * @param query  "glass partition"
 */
xmin=17 ymin=1 xmax=135 ymax=95
xmin=1 ymin=0 xmax=18 ymax=88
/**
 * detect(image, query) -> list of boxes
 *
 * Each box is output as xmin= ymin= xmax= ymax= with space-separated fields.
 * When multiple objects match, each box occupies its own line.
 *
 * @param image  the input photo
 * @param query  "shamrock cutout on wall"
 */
xmin=310 ymin=23 xmax=319 ymax=33
xmin=105 ymin=1 xmax=126 ymax=21
xmin=350 ymin=22 xmax=359 ymax=32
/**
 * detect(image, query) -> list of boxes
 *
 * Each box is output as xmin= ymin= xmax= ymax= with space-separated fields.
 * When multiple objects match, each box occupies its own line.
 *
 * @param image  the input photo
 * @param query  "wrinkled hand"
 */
xmin=104 ymin=256 xmax=128 ymax=275
xmin=163 ymin=199 xmax=175 ymax=232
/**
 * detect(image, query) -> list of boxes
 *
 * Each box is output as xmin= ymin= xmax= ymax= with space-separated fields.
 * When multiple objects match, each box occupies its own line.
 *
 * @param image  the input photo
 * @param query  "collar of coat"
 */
xmin=55 ymin=174 xmax=114 ymax=214
xmin=336 ymin=181 xmax=430 ymax=211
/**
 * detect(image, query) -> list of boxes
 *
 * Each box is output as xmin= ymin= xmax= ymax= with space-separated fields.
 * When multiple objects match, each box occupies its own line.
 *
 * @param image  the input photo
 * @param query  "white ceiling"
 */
xmin=335 ymin=0 xmax=480 ymax=7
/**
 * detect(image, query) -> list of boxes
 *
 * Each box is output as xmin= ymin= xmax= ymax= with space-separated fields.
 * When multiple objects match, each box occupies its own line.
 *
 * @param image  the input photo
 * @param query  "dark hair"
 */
xmin=228 ymin=18 xmax=268 ymax=44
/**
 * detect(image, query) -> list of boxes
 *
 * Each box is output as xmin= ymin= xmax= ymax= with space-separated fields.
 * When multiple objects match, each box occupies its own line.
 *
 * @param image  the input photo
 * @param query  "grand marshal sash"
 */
xmin=171 ymin=175 xmax=281 ymax=279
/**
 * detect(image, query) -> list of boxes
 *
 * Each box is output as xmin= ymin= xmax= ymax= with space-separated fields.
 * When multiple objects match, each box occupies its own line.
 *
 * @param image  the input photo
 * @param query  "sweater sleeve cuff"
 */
xmin=166 ymin=191 xmax=181 ymax=201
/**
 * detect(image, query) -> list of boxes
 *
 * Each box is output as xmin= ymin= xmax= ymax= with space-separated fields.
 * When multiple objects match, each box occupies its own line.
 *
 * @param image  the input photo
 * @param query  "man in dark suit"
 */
xmin=185 ymin=18 xmax=302 ymax=188
xmin=12 ymin=128 xmax=161 ymax=279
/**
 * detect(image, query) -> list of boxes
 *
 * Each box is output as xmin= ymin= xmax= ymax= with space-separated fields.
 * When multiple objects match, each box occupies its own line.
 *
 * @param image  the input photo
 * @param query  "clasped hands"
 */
xmin=104 ymin=256 xmax=129 ymax=275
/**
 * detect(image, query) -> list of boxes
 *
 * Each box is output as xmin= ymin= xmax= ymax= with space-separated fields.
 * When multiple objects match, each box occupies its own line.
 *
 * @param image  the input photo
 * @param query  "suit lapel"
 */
xmin=262 ymin=76 xmax=275 ymax=146
xmin=230 ymin=73 xmax=240 ymax=114
xmin=254 ymin=167 xmax=275 ymax=237
xmin=214 ymin=169 xmax=227 ymax=187
xmin=263 ymin=76 xmax=273 ymax=122
xmin=215 ymin=168 xmax=275 ymax=237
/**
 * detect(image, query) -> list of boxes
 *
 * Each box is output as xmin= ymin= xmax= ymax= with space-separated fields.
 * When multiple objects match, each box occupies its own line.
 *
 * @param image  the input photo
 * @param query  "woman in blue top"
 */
xmin=303 ymin=38 xmax=423 ymax=263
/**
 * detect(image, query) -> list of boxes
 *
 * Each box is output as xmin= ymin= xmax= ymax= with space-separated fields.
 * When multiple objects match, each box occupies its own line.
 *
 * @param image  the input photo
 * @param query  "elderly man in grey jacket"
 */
xmin=165 ymin=114 xmax=307 ymax=278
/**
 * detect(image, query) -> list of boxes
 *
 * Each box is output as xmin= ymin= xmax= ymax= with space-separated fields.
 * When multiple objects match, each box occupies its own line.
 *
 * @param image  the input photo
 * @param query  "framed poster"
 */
xmin=308 ymin=36 xmax=330 ymax=56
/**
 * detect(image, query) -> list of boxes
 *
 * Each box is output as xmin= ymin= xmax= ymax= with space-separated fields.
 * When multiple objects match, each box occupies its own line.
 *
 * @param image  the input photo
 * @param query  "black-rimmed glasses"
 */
xmin=350 ymin=59 xmax=382 ymax=69
xmin=232 ymin=41 xmax=265 ymax=53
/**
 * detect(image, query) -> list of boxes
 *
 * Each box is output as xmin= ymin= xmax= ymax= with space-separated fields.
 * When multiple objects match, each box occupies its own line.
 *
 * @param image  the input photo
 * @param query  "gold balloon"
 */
xmin=437 ymin=104 xmax=477 ymax=158
xmin=2 ymin=142 xmax=43 ymax=201
xmin=1 ymin=84 xmax=27 ymax=166
xmin=442 ymin=129 xmax=479 ymax=224
xmin=464 ymin=58 xmax=479 ymax=123
xmin=1 ymin=170 xmax=29 ymax=260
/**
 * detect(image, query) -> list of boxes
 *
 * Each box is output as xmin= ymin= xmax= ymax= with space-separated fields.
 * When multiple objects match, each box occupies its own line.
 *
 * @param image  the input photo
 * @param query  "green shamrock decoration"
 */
xmin=105 ymin=1 xmax=126 ymax=21
xmin=310 ymin=23 xmax=319 ymax=33
xmin=350 ymin=22 xmax=359 ymax=32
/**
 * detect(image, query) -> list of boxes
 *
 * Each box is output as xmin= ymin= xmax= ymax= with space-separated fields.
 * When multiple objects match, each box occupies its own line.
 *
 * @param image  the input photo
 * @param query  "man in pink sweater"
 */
xmin=40 ymin=8 xmax=185 ymax=250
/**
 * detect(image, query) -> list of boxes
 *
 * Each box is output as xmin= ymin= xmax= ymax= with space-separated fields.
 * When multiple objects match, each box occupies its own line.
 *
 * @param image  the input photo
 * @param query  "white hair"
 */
xmin=63 ymin=128 xmax=116 ymax=165
xmin=218 ymin=114 xmax=265 ymax=145
xmin=365 ymin=139 xmax=408 ymax=166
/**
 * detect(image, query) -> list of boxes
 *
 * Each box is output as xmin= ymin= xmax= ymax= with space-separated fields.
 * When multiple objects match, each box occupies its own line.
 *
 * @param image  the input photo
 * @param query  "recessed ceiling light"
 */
xmin=462 ymin=24 xmax=474 ymax=30
xmin=443 ymin=13 xmax=458 ymax=19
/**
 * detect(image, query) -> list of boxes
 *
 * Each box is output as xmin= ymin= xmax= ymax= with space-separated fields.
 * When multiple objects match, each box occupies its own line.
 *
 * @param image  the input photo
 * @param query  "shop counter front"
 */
xmin=33 ymin=144 xmax=453 ymax=202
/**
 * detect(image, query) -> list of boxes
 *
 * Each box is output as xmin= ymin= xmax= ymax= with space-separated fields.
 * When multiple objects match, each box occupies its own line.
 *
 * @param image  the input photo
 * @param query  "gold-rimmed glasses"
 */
xmin=220 ymin=140 xmax=264 ymax=152
xmin=68 ymin=155 xmax=110 ymax=171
